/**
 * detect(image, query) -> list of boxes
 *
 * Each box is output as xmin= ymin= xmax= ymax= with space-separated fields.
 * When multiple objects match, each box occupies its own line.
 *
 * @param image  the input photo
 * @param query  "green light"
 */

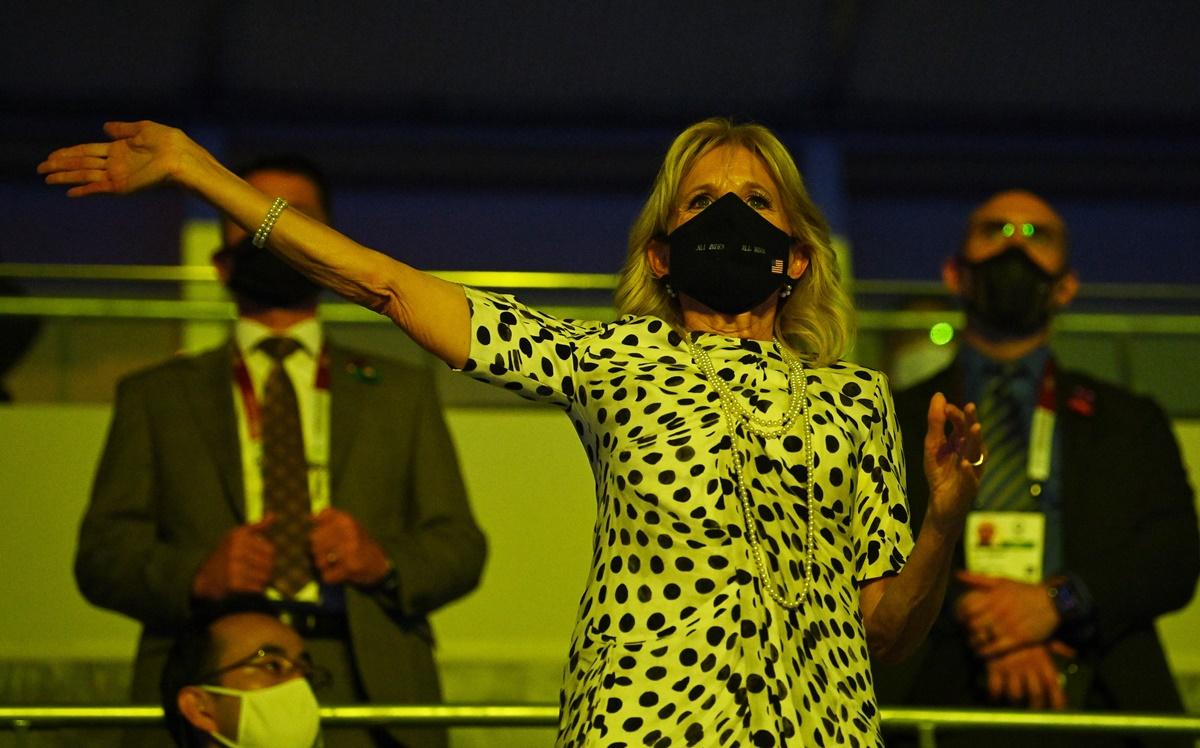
xmin=1022 ymin=223 xmax=1035 ymax=237
xmin=929 ymin=322 xmax=955 ymax=346
xmin=1001 ymin=223 xmax=1015 ymax=238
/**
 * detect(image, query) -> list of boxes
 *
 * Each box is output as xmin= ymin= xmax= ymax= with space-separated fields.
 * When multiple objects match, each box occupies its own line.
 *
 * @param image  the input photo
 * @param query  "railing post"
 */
xmin=916 ymin=720 xmax=938 ymax=748
xmin=12 ymin=718 xmax=30 ymax=748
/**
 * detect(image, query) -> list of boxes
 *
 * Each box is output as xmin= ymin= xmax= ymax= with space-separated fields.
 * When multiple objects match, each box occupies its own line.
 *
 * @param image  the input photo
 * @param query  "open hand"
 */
xmin=922 ymin=392 xmax=983 ymax=534
xmin=37 ymin=120 xmax=193 ymax=197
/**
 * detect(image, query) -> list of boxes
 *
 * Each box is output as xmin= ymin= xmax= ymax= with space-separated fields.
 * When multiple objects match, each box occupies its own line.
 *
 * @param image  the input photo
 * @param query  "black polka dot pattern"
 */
xmin=461 ymin=289 xmax=913 ymax=747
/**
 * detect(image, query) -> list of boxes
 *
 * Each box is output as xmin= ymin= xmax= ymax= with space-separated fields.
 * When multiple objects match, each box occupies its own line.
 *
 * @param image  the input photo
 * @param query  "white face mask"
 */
xmin=201 ymin=678 xmax=321 ymax=748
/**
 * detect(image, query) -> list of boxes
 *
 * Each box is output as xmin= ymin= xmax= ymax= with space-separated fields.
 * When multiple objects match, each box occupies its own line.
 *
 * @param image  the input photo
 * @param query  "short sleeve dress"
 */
xmin=459 ymin=288 xmax=914 ymax=748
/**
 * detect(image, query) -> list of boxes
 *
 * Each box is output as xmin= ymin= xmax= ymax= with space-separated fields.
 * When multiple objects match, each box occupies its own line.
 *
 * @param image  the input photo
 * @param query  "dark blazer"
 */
xmin=873 ymin=357 xmax=1199 ymax=748
xmin=75 ymin=340 xmax=486 ymax=746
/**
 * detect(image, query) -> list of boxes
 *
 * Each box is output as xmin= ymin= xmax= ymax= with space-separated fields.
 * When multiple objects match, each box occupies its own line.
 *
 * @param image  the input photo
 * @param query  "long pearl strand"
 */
xmin=689 ymin=337 xmax=815 ymax=611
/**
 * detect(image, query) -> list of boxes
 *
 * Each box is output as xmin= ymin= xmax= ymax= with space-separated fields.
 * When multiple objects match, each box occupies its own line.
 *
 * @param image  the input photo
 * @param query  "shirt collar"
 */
xmin=961 ymin=343 xmax=1052 ymax=385
xmin=235 ymin=316 xmax=323 ymax=359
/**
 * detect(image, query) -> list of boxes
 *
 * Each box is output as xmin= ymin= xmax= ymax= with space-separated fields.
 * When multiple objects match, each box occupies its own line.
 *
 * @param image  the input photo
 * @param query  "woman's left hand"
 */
xmin=922 ymin=392 xmax=983 ymax=534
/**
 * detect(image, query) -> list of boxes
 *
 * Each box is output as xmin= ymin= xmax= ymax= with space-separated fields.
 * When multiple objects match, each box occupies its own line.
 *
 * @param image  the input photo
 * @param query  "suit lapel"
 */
xmin=1054 ymin=367 xmax=1086 ymax=512
xmin=185 ymin=343 xmax=247 ymax=522
xmin=327 ymin=345 xmax=365 ymax=510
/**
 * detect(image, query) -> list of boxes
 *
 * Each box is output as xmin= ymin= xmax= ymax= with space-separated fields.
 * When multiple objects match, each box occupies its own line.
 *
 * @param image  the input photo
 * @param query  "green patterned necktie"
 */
xmin=258 ymin=336 xmax=313 ymax=597
xmin=976 ymin=365 xmax=1036 ymax=511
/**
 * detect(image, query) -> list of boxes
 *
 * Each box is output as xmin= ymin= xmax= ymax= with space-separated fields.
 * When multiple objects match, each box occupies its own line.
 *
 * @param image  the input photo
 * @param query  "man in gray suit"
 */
xmin=75 ymin=156 xmax=487 ymax=748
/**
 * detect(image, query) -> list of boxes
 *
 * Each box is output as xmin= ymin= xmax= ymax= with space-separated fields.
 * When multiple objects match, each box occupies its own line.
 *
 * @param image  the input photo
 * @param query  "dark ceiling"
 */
xmin=4 ymin=1 xmax=1200 ymax=284
xmin=6 ymin=1 xmax=1198 ymax=124
xmin=4 ymin=1 xmax=1198 ymax=192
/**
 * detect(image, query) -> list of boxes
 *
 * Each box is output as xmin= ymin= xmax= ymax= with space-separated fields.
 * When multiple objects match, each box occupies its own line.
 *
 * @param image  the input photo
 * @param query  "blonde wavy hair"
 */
xmin=614 ymin=118 xmax=854 ymax=367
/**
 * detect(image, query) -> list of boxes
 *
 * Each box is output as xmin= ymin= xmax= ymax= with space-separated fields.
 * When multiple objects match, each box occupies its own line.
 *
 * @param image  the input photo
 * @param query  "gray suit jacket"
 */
xmin=75 ymin=340 xmax=486 ymax=745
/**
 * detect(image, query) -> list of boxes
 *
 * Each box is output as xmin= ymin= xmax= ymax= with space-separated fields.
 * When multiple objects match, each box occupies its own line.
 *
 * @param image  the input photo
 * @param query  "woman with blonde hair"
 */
xmin=617 ymin=118 xmax=853 ymax=368
xmin=42 ymin=117 xmax=982 ymax=747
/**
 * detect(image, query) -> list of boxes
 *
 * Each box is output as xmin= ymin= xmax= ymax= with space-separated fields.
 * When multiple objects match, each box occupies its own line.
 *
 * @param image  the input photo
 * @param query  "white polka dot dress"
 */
xmin=460 ymin=289 xmax=914 ymax=748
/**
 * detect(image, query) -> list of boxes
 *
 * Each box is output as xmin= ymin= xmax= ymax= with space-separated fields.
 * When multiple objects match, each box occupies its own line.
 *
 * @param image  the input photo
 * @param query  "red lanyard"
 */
xmin=233 ymin=342 xmax=330 ymax=441
xmin=1036 ymin=358 xmax=1056 ymax=411
xmin=1028 ymin=358 xmax=1057 ymax=482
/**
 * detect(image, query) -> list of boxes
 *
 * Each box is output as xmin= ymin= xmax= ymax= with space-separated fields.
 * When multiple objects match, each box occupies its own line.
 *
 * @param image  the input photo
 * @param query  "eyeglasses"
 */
xmin=199 ymin=648 xmax=332 ymax=690
xmin=971 ymin=219 xmax=1062 ymax=246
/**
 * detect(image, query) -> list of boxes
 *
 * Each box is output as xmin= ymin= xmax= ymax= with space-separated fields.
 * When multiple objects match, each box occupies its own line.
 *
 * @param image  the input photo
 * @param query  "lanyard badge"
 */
xmin=1027 ymin=359 xmax=1056 ymax=484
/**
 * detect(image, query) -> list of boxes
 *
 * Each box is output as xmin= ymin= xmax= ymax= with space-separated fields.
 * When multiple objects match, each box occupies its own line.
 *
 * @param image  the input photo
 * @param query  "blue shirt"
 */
xmin=960 ymin=345 xmax=1066 ymax=576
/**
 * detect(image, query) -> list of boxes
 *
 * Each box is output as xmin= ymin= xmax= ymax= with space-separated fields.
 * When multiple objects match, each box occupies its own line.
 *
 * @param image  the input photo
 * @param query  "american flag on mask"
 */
xmin=771 ymin=259 xmax=785 ymax=274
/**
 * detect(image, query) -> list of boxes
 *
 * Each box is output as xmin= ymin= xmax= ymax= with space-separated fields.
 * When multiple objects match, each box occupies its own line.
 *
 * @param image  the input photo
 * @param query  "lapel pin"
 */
xmin=346 ymin=359 xmax=380 ymax=384
xmin=1066 ymin=386 xmax=1095 ymax=416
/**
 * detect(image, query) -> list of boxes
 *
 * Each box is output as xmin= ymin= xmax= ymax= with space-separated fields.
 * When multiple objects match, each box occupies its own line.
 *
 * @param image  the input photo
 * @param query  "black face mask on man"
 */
xmin=959 ymin=245 xmax=1064 ymax=338
xmin=220 ymin=237 xmax=321 ymax=310
xmin=664 ymin=192 xmax=795 ymax=315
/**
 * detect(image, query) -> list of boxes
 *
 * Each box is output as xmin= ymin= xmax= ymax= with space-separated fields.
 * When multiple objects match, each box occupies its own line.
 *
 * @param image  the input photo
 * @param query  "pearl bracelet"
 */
xmin=251 ymin=197 xmax=289 ymax=248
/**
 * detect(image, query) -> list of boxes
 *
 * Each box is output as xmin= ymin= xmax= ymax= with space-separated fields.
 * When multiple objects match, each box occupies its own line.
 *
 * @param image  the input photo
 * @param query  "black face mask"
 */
xmin=665 ymin=192 xmax=794 ymax=315
xmin=960 ymin=245 xmax=1063 ymax=338
xmin=221 ymin=238 xmax=321 ymax=310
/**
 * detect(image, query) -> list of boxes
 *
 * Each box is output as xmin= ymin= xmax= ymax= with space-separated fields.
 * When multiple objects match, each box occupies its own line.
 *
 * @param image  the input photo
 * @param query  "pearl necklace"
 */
xmin=689 ymin=336 xmax=815 ymax=611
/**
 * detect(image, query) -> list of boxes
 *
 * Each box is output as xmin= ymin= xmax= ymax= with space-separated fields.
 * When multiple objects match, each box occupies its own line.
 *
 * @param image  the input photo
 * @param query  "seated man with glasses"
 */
xmin=161 ymin=600 xmax=332 ymax=748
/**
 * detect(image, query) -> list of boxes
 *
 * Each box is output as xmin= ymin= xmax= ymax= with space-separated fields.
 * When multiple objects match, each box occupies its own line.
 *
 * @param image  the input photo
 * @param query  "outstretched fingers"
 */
xmin=39 ymin=143 xmax=110 ymax=165
xmin=38 ymin=144 xmax=115 ymax=195
xmin=38 ymin=147 xmax=102 ymax=173
xmin=925 ymin=391 xmax=950 ymax=459
xmin=66 ymin=180 xmax=117 ymax=197
xmin=45 ymin=168 xmax=115 ymax=196
xmin=923 ymin=392 xmax=983 ymax=524
xmin=926 ymin=393 xmax=981 ymax=464
xmin=41 ymin=154 xmax=107 ymax=172
xmin=943 ymin=401 xmax=983 ymax=469
xmin=963 ymin=404 xmax=984 ymax=474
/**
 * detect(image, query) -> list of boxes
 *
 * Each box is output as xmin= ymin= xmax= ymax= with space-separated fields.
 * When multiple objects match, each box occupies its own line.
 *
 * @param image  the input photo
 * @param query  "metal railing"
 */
xmin=3 ymin=264 xmax=1200 ymax=302
xmin=3 ymin=705 xmax=1200 ymax=747
xmin=2 ymin=265 xmax=1200 ymax=335
xmin=5 ymin=297 xmax=1200 ymax=336
xmin=0 ymin=264 xmax=619 ymax=290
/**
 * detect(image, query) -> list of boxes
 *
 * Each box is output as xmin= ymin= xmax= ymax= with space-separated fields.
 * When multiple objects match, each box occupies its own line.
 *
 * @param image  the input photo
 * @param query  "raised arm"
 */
xmin=39 ymin=120 xmax=471 ymax=367
xmin=860 ymin=392 xmax=982 ymax=663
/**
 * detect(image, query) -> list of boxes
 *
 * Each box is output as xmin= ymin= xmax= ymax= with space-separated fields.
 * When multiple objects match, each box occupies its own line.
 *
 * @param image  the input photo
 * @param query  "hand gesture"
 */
xmin=37 ymin=120 xmax=195 ymax=197
xmin=922 ymin=392 xmax=984 ymax=534
xmin=309 ymin=507 xmax=392 ymax=587
xmin=955 ymin=570 xmax=1059 ymax=657
xmin=984 ymin=641 xmax=1075 ymax=710
xmin=191 ymin=515 xmax=276 ymax=600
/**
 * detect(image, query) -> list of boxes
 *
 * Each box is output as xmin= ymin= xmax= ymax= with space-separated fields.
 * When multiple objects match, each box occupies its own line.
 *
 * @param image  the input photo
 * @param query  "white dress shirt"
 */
xmin=231 ymin=317 xmax=330 ymax=601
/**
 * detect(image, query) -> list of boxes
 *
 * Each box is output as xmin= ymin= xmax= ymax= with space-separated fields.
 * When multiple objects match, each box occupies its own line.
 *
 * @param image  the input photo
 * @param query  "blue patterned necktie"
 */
xmin=258 ymin=336 xmax=313 ymax=597
xmin=976 ymin=365 xmax=1036 ymax=511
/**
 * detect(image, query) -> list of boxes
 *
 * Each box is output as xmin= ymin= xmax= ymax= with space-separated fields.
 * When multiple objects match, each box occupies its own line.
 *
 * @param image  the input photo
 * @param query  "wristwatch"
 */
xmin=1047 ymin=573 xmax=1096 ymax=647
xmin=365 ymin=561 xmax=400 ymax=603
